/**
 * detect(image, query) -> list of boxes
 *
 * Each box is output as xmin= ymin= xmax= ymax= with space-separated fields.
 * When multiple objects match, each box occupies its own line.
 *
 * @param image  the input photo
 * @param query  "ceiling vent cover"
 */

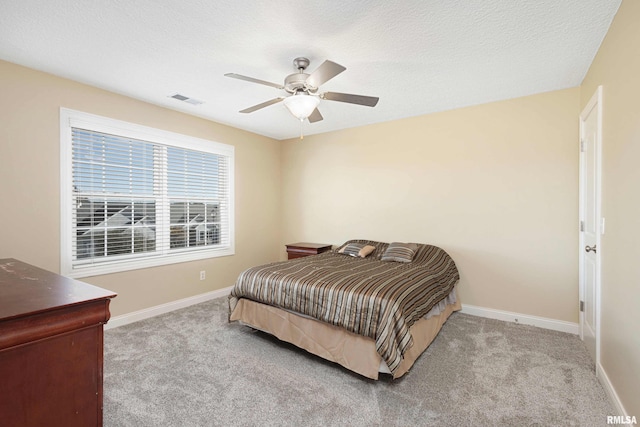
xmin=169 ymin=93 xmax=204 ymax=105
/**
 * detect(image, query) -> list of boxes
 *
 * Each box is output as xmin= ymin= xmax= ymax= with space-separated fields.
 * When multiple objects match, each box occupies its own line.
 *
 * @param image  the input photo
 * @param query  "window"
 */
xmin=60 ymin=108 xmax=234 ymax=277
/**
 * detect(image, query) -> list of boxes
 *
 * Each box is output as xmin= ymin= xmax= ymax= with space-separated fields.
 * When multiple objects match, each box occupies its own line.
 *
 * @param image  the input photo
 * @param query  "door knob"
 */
xmin=585 ymin=245 xmax=597 ymax=253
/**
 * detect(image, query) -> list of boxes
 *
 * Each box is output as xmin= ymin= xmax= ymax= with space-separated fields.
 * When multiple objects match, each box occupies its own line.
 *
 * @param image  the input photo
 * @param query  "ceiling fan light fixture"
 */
xmin=283 ymin=93 xmax=320 ymax=120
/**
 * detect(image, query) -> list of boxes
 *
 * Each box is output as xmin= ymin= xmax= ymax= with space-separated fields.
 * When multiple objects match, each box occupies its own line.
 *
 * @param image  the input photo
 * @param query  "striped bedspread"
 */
xmin=229 ymin=240 xmax=460 ymax=375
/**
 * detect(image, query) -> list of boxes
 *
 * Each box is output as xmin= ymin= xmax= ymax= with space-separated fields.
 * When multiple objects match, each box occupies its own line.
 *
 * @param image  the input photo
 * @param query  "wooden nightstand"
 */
xmin=286 ymin=242 xmax=332 ymax=260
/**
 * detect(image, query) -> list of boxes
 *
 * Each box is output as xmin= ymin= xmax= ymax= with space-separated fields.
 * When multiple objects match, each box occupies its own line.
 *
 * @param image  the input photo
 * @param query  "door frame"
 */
xmin=578 ymin=85 xmax=603 ymax=365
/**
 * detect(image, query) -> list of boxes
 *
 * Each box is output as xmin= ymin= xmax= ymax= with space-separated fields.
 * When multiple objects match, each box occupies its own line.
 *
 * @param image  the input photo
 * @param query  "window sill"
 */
xmin=63 ymin=247 xmax=234 ymax=278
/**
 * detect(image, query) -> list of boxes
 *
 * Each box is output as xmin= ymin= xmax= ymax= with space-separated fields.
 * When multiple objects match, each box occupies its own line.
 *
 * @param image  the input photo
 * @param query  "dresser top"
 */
xmin=0 ymin=259 xmax=117 ymax=321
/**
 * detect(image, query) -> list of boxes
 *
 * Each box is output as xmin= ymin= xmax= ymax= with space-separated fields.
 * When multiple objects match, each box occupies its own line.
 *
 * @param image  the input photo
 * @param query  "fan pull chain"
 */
xmin=300 ymin=119 xmax=304 ymax=140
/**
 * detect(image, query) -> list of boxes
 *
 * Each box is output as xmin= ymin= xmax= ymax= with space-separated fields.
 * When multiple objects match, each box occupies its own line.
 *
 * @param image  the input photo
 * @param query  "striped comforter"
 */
xmin=229 ymin=240 xmax=460 ymax=375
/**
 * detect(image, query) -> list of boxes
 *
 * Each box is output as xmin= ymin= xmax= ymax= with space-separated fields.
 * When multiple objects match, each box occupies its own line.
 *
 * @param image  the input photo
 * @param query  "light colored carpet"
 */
xmin=104 ymin=297 xmax=613 ymax=426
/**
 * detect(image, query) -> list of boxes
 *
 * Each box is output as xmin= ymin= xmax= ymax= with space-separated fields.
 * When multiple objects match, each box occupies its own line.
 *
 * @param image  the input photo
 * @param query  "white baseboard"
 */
xmin=105 ymin=286 xmax=233 ymax=330
xmin=460 ymin=304 xmax=579 ymax=335
xmin=107 ymin=295 xmax=580 ymax=334
xmin=597 ymin=362 xmax=628 ymax=416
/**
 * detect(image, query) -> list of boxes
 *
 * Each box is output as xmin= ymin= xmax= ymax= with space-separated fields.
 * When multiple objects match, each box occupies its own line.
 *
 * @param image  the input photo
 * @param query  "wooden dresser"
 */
xmin=0 ymin=259 xmax=117 ymax=427
xmin=285 ymin=242 xmax=332 ymax=260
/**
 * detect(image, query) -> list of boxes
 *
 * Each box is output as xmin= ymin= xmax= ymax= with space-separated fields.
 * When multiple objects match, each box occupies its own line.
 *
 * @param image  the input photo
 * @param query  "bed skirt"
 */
xmin=229 ymin=290 xmax=461 ymax=380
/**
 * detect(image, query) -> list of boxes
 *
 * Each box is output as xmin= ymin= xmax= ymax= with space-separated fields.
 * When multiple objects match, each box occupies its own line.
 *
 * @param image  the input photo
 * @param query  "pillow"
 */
xmin=381 ymin=242 xmax=419 ymax=263
xmin=338 ymin=243 xmax=376 ymax=258
xmin=336 ymin=240 xmax=387 ymax=259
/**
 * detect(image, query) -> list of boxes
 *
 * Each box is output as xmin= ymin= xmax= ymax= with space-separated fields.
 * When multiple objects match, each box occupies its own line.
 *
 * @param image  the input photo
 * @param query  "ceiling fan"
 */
xmin=225 ymin=57 xmax=379 ymax=123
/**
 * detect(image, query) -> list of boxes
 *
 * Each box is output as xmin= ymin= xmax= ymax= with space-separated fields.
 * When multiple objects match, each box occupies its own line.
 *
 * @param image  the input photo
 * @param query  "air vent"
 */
xmin=169 ymin=93 xmax=204 ymax=106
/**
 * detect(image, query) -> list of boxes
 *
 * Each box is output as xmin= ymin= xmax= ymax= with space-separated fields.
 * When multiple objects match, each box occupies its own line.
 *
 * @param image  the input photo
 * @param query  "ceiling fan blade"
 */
xmin=321 ymin=92 xmax=379 ymax=107
xmin=306 ymin=60 xmax=346 ymax=89
xmin=308 ymin=108 xmax=323 ymax=123
xmin=239 ymin=97 xmax=285 ymax=113
xmin=225 ymin=73 xmax=284 ymax=90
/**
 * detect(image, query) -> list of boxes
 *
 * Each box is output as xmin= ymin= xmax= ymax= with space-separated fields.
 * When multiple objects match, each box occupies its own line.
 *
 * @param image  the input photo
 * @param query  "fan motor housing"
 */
xmin=284 ymin=73 xmax=316 ymax=94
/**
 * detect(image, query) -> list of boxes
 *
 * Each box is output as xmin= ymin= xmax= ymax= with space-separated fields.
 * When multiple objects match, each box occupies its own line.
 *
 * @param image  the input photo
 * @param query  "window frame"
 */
xmin=60 ymin=108 xmax=234 ymax=278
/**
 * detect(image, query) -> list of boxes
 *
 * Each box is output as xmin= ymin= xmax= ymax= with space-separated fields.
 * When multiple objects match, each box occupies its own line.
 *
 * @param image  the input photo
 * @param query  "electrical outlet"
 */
xmin=199 ymin=271 xmax=206 ymax=281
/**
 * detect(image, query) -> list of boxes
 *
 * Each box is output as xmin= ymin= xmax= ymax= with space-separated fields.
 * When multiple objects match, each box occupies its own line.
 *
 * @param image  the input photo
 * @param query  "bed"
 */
xmin=228 ymin=239 xmax=460 ymax=379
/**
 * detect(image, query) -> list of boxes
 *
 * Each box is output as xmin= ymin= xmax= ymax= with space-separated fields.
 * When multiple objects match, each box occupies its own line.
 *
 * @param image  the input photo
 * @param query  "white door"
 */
xmin=579 ymin=86 xmax=602 ymax=365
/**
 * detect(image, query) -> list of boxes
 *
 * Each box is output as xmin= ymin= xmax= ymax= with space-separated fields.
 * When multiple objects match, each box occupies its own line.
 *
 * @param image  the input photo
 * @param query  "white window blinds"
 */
xmin=166 ymin=146 xmax=231 ymax=252
xmin=61 ymin=109 xmax=234 ymax=277
xmin=72 ymin=129 xmax=159 ymax=264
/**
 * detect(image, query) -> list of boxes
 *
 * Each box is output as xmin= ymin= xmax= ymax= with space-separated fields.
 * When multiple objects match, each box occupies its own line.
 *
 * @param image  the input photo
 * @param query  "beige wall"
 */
xmin=580 ymin=0 xmax=640 ymax=416
xmin=281 ymin=87 xmax=581 ymax=323
xmin=0 ymin=60 xmax=282 ymax=317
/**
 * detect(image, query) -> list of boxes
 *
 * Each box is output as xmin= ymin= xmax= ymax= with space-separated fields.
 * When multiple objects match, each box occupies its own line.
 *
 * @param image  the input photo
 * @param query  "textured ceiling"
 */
xmin=0 ymin=0 xmax=621 ymax=140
